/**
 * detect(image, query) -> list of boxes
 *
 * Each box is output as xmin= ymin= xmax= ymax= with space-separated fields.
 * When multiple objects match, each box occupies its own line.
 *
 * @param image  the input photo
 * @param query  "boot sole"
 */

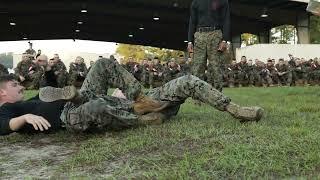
xmin=39 ymin=86 xmax=77 ymax=102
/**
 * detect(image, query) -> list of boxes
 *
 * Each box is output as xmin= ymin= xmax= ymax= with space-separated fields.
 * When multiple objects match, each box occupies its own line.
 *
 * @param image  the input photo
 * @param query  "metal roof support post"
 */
xmin=296 ymin=12 xmax=310 ymax=44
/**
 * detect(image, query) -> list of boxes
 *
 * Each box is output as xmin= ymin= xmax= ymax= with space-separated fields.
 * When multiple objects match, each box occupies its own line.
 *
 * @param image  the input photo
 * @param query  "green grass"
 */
xmin=1 ymin=86 xmax=320 ymax=179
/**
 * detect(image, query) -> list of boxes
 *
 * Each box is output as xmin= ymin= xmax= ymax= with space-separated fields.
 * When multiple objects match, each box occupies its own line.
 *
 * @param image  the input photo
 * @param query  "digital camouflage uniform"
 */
xmin=292 ymin=63 xmax=308 ymax=85
xmin=227 ymin=62 xmax=241 ymax=87
xmin=255 ymin=63 xmax=272 ymax=86
xmin=176 ymin=62 xmax=191 ymax=78
xmin=52 ymin=60 xmax=68 ymax=88
xmin=266 ymin=64 xmax=279 ymax=85
xmin=163 ymin=63 xmax=180 ymax=83
xmin=69 ymin=62 xmax=88 ymax=86
xmin=14 ymin=59 xmax=34 ymax=87
xmin=149 ymin=64 xmax=164 ymax=87
xmin=28 ymin=64 xmax=45 ymax=89
xmin=192 ymin=31 xmax=225 ymax=91
xmin=238 ymin=62 xmax=250 ymax=86
xmin=60 ymin=58 xmax=231 ymax=132
xmin=275 ymin=63 xmax=292 ymax=86
xmin=140 ymin=64 xmax=150 ymax=86
xmin=308 ymin=62 xmax=320 ymax=85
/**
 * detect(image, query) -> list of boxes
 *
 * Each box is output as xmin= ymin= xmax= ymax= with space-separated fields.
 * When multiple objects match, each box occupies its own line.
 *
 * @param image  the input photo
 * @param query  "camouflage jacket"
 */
xmin=52 ymin=60 xmax=67 ymax=73
xmin=15 ymin=60 xmax=34 ymax=77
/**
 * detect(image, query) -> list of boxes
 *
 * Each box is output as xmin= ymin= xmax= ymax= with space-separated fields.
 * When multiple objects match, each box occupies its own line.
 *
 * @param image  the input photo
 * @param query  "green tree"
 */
xmin=116 ymin=44 xmax=184 ymax=63
xmin=116 ymin=44 xmax=147 ymax=63
xmin=241 ymin=33 xmax=258 ymax=46
xmin=310 ymin=15 xmax=320 ymax=43
xmin=271 ymin=25 xmax=295 ymax=44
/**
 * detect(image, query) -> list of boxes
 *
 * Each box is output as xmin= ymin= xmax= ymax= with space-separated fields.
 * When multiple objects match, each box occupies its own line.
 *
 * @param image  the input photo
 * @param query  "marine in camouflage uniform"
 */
xmin=188 ymin=0 xmax=230 ymax=92
xmin=275 ymin=59 xmax=292 ymax=86
xmin=308 ymin=59 xmax=320 ymax=85
xmin=255 ymin=61 xmax=272 ymax=87
xmin=124 ymin=57 xmax=137 ymax=74
xmin=246 ymin=60 xmax=256 ymax=86
xmin=25 ymin=43 xmax=36 ymax=60
xmin=15 ymin=53 xmax=35 ymax=88
xmin=149 ymin=57 xmax=164 ymax=88
xmin=140 ymin=59 xmax=150 ymax=86
xmin=69 ymin=57 xmax=88 ymax=86
xmin=51 ymin=54 xmax=68 ymax=88
xmin=49 ymin=58 xmax=261 ymax=132
xmin=163 ymin=60 xmax=180 ymax=83
xmin=237 ymin=56 xmax=250 ymax=87
xmin=227 ymin=60 xmax=241 ymax=87
xmin=176 ymin=55 xmax=191 ymax=78
xmin=292 ymin=59 xmax=308 ymax=85
xmin=266 ymin=60 xmax=279 ymax=86
xmin=27 ymin=63 xmax=44 ymax=90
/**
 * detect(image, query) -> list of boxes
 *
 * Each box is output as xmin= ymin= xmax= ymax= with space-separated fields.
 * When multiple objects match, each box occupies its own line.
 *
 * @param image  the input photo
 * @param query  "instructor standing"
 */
xmin=188 ymin=0 xmax=230 ymax=91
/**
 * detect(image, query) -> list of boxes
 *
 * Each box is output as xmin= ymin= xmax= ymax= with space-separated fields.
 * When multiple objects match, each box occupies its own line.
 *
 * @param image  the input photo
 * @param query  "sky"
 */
xmin=0 ymin=39 xmax=118 ymax=56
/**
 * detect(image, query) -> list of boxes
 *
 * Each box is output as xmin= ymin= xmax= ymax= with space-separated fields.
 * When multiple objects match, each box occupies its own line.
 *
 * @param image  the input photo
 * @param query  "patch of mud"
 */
xmin=0 ymin=137 xmax=75 ymax=179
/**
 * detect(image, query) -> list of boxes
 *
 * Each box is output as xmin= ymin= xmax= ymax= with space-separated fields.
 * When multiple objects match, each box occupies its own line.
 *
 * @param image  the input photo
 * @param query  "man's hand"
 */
xmin=54 ymin=71 xmax=59 ymax=75
xmin=19 ymin=76 xmax=25 ymax=82
xmin=187 ymin=42 xmax=193 ymax=53
xmin=28 ymin=70 xmax=35 ymax=75
xmin=218 ymin=41 xmax=227 ymax=52
xmin=23 ymin=114 xmax=51 ymax=131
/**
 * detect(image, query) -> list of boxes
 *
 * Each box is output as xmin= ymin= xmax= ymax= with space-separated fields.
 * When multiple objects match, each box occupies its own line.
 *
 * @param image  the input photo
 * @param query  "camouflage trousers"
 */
xmin=146 ymin=75 xmax=231 ymax=117
xmin=192 ymin=30 xmax=225 ymax=91
xmin=60 ymin=59 xmax=231 ymax=132
xmin=61 ymin=58 xmax=143 ymax=132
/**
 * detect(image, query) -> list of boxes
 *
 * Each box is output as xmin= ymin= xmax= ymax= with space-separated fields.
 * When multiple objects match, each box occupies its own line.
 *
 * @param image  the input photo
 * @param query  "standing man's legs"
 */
xmin=192 ymin=32 xmax=207 ymax=81
xmin=207 ymin=31 xmax=224 ymax=92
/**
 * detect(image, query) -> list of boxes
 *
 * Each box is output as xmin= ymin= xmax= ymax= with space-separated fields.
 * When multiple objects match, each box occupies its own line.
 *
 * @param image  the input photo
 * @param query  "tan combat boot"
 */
xmin=39 ymin=86 xmax=78 ymax=102
xmin=226 ymin=102 xmax=264 ymax=122
xmin=133 ymin=95 xmax=170 ymax=115
xmin=138 ymin=112 xmax=165 ymax=125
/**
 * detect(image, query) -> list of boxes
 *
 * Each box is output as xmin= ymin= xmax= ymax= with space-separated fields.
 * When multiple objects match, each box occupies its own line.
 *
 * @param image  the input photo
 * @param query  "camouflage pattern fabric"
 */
xmin=146 ymin=75 xmax=231 ymax=117
xmin=60 ymin=58 xmax=231 ymax=132
xmin=68 ymin=62 xmax=88 ymax=86
xmin=52 ymin=60 xmax=68 ymax=87
xmin=15 ymin=60 xmax=33 ymax=80
xmin=192 ymin=30 xmax=225 ymax=91
xmin=149 ymin=64 xmax=164 ymax=87
xmin=60 ymin=58 xmax=143 ymax=132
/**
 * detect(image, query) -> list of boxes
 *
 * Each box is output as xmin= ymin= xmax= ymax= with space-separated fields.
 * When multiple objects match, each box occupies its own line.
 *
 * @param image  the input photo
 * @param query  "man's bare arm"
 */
xmin=9 ymin=114 xmax=51 ymax=132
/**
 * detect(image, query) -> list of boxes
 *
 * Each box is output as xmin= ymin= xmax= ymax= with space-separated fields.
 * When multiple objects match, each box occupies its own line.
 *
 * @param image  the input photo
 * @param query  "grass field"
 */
xmin=1 ymin=86 xmax=320 ymax=179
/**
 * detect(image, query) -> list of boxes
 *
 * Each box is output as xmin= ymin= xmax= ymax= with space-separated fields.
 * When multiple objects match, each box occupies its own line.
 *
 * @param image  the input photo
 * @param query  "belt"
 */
xmin=197 ymin=26 xmax=221 ymax=32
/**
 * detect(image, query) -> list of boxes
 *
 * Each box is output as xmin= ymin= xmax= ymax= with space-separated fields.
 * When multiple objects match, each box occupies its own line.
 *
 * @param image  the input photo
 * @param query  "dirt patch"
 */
xmin=0 ymin=137 xmax=75 ymax=179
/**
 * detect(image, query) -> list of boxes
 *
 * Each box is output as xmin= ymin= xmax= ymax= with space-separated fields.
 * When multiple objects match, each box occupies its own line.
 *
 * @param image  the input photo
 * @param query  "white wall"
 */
xmin=236 ymin=44 xmax=320 ymax=62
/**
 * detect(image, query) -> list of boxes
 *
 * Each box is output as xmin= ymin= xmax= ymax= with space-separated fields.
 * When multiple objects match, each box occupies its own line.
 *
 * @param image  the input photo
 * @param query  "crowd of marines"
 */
xmin=1 ymin=43 xmax=319 ymax=90
xmin=123 ymin=54 xmax=320 ymax=88
xmin=0 ymin=43 xmax=95 ymax=90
